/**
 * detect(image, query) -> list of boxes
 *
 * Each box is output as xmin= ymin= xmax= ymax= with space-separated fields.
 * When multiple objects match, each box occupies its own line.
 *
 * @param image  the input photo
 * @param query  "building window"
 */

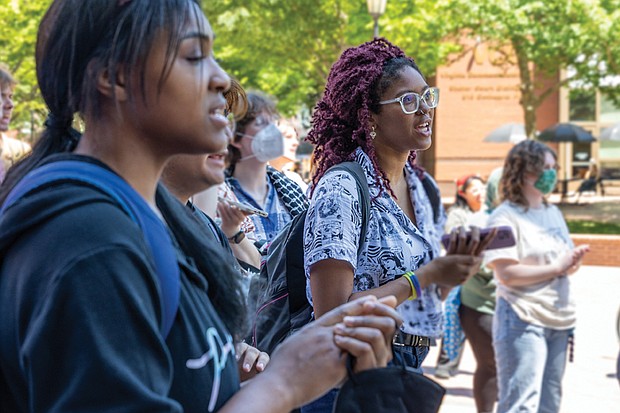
xmin=572 ymin=141 xmax=592 ymax=178
xmin=600 ymin=92 xmax=620 ymax=123
xmin=569 ymin=89 xmax=596 ymax=121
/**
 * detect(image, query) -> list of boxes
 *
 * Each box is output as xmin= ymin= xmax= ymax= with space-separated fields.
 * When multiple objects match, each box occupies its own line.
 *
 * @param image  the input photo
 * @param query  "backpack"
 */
xmin=0 ymin=160 xmax=180 ymax=337
xmin=420 ymin=172 xmax=442 ymax=225
xmin=250 ymin=161 xmax=371 ymax=354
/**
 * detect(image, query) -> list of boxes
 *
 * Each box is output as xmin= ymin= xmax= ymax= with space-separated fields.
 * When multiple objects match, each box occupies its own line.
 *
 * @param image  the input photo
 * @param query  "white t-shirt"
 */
xmin=484 ymin=202 xmax=576 ymax=329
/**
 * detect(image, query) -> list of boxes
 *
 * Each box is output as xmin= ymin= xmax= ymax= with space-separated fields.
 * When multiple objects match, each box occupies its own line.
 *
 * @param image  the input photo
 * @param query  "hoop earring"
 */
xmin=370 ymin=125 xmax=377 ymax=140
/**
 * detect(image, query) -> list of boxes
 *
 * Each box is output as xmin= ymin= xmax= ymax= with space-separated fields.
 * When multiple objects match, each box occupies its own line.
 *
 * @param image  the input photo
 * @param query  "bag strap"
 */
xmin=421 ymin=173 xmax=441 ymax=224
xmin=1 ymin=160 xmax=180 ymax=337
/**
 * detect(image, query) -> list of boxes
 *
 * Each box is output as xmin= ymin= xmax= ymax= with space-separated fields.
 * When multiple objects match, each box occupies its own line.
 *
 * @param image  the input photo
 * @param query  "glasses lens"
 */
xmin=401 ymin=93 xmax=419 ymax=114
xmin=424 ymin=88 xmax=439 ymax=108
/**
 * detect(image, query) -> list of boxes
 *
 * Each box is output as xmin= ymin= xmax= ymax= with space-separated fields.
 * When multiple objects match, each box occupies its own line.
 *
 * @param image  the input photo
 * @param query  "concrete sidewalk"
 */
xmin=421 ymin=265 xmax=620 ymax=413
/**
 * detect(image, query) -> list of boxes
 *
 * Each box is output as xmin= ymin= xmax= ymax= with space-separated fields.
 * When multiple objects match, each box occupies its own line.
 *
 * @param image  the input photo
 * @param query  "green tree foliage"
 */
xmin=4 ymin=0 xmax=616 ymax=140
xmin=0 ymin=0 xmax=52 ymax=143
xmin=438 ymin=0 xmax=620 ymax=137
xmin=2 ymin=0 xmax=452 ymax=132
xmin=203 ymin=0 xmax=453 ymax=117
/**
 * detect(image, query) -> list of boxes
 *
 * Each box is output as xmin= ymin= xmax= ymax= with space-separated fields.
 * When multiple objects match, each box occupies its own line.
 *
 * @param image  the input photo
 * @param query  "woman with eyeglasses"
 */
xmin=301 ymin=38 xmax=493 ymax=413
xmin=484 ymin=140 xmax=589 ymax=413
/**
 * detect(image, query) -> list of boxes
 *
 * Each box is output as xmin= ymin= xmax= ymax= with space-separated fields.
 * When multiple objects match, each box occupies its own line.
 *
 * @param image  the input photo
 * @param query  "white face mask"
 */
xmin=238 ymin=123 xmax=285 ymax=163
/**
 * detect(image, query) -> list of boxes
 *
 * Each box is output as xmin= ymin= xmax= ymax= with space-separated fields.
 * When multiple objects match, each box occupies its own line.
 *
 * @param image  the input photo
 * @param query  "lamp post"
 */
xmin=367 ymin=0 xmax=387 ymax=39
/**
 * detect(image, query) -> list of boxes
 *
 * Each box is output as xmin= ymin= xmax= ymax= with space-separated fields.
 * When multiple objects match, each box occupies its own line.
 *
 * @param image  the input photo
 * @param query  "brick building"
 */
xmin=418 ymin=40 xmax=620 ymax=198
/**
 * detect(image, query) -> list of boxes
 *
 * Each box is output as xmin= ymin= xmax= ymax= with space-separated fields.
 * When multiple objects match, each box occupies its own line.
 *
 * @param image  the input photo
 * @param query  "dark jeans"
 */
xmin=392 ymin=343 xmax=430 ymax=373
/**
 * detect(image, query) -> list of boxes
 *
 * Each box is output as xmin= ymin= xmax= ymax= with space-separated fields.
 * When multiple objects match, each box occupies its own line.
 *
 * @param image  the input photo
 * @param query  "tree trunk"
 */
xmin=514 ymin=41 xmax=538 ymax=138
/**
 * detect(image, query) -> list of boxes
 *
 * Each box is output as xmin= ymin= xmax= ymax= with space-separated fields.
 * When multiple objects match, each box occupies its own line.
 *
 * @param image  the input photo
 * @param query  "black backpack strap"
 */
xmin=283 ymin=211 xmax=310 ymax=315
xmin=328 ymin=161 xmax=371 ymax=254
xmin=421 ymin=173 xmax=441 ymax=225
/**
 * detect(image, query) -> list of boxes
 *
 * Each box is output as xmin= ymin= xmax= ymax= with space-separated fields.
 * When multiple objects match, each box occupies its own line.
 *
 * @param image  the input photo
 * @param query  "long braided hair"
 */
xmin=306 ymin=38 xmax=425 ymax=197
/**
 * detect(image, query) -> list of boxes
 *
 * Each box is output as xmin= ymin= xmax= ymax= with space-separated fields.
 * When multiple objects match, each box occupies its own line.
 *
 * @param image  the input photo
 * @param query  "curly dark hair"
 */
xmin=306 ymin=38 xmax=424 ymax=196
xmin=500 ymin=140 xmax=557 ymax=208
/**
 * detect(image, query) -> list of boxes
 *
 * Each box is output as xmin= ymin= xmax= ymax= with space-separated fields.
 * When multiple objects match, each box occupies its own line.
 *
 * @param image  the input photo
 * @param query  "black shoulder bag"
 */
xmin=332 ymin=351 xmax=446 ymax=413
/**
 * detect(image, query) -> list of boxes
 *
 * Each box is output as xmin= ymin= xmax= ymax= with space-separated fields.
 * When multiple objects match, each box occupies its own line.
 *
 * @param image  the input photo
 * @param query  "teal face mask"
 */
xmin=534 ymin=168 xmax=557 ymax=195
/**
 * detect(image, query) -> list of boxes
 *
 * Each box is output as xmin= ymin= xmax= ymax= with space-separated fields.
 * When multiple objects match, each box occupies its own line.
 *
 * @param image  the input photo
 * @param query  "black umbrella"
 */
xmin=538 ymin=123 xmax=596 ymax=143
xmin=599 ymin=122 xmax=620 ymax=141
xmin=483 ymin=123 xmax=527 ymax=144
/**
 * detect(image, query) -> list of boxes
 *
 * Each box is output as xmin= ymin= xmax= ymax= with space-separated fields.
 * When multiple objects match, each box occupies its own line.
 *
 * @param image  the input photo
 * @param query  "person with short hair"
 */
xmin=270 ymin=118 xmax=309 ymax=193
xmin=162 ymin=78 xmax=261 ymax=275
xmin=0 ymin=64 xmax=32 ymax=183
xmin=226 ymin=91 xmax=308 ymax=247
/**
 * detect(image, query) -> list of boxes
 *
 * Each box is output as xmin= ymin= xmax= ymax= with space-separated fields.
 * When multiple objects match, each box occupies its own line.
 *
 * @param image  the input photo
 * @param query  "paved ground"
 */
xmin=553 ymin=194 xmax=620 ymax=224
xmin=421 ymin=265 xmax=620 ymax=413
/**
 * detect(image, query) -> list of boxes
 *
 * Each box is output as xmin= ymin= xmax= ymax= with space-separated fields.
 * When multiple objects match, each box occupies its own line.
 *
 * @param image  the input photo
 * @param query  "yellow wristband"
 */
xmin=403 ymin=271 xmax=418 ymax=301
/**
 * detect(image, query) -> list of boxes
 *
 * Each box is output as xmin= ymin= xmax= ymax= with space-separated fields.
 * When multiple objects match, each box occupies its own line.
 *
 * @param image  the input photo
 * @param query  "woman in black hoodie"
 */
xmin=0 ymin=1 xmax=400 ymax=412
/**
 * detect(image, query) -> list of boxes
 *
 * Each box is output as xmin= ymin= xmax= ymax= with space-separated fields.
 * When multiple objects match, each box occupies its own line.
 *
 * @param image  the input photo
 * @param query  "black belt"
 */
xmin=392 ymin=331 xmax=431 ymax=347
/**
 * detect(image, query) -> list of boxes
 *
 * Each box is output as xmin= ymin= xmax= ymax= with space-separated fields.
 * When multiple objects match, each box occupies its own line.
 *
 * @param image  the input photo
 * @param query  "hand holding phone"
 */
xmin=218 ymin=196 xmax=269 ymax=218
xmin=441 ymin=225 xmax=515 ymax=252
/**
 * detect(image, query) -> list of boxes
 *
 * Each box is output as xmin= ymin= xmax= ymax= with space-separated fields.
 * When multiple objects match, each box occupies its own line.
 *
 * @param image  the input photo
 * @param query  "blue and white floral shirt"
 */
xmin=304 ymin=148 xmax=447 ymax=338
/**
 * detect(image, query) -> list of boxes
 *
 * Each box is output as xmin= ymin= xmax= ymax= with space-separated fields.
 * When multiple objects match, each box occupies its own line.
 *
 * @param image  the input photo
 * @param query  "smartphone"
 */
xmin=441 ymin=225 xmax=516 ymax=251
xmin=217 ymin=196 xmax=269 ymax=218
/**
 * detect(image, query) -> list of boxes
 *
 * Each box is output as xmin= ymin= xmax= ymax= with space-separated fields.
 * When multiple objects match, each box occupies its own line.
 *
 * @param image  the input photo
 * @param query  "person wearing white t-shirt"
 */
xmin=484 ymin=140 xmax=589 ymax=413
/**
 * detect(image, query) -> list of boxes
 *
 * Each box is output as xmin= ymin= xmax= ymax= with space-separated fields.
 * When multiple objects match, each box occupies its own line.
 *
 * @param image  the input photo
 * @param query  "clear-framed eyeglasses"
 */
xmin=378 ymin=87 xmax=440 ymax=115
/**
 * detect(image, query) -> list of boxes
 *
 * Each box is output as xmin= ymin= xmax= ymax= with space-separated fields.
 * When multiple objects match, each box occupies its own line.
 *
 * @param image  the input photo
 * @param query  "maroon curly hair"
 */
xmin=306 ymin=38 xmax=424 ymax=196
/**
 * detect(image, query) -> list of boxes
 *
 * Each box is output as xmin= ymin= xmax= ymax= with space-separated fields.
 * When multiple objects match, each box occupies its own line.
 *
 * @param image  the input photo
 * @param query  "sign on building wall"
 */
xmin=433 ymin=39 xmax=527 ymax=190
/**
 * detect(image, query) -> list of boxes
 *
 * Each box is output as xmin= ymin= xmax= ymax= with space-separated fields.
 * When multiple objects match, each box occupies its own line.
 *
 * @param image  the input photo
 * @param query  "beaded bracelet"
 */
xmin=403 ymin=271 xmax=422 ymax=301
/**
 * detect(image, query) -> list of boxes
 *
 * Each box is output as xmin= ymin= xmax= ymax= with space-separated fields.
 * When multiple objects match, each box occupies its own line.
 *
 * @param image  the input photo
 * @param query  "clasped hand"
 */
xmin=557 ymin=244 xmax=590 ymax=275
xmin=263 ymin=295 xmax=401 ymax=408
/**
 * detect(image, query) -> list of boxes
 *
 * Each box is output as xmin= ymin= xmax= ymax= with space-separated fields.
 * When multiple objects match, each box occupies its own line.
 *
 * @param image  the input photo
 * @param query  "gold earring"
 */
xmin=370 ymin=125 xmax=377 ymax=140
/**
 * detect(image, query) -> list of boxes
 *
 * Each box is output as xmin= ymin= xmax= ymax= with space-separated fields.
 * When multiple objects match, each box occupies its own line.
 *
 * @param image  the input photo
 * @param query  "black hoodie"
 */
xmin=0 ymin=155 xmax=239 ymax=412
